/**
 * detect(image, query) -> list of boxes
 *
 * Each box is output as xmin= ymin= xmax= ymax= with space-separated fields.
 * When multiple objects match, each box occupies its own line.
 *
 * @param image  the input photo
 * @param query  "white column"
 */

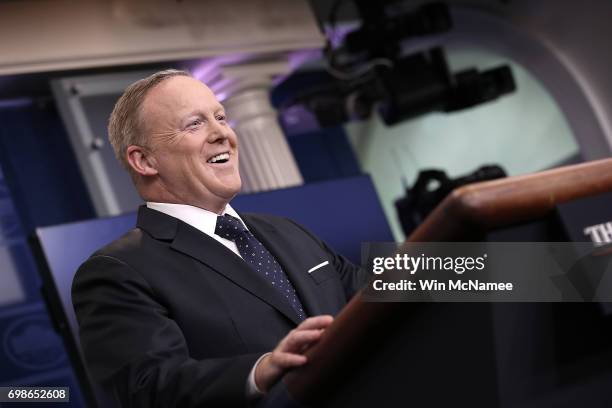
xmin=211 ymin=59 xmax=304 ymax=193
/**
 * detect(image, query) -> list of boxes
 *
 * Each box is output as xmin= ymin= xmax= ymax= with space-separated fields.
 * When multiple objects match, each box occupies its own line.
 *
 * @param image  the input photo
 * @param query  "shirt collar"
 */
xmin=145 ymin=202 xmax=247 ymax=237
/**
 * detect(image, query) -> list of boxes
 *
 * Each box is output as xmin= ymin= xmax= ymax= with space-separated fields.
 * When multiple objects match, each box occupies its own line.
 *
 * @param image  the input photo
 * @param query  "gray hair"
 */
xmin=107 ymin=69 xmax=191 ymax=170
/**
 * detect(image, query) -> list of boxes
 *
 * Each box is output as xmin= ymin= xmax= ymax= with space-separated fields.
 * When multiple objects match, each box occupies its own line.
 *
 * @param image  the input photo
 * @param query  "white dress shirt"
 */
xmin=146 ymin=201 xmax=246 ymax=258
xmin=146 ymin=202 xmax=267 ymax=398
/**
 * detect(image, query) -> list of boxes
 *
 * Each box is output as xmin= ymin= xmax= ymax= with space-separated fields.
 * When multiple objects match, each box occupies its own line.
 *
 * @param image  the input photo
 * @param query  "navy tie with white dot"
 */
xmin=214 ymin=214 xmax=306 ymax=321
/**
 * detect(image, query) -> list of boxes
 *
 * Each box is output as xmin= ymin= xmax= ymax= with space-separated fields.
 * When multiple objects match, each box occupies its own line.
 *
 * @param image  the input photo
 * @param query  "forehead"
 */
xmin=143 ymin=75 xmax=221 ymax=118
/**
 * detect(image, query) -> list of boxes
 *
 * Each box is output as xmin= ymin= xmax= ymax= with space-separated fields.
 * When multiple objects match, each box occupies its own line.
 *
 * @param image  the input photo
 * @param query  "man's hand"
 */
xmin=254 ymin=315 xmax=334 ymax=392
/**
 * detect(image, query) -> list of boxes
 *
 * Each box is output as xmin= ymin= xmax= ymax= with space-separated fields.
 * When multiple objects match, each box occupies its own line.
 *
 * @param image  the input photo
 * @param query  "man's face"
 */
xmin=140 ymin=75 xmax=241 ymax=211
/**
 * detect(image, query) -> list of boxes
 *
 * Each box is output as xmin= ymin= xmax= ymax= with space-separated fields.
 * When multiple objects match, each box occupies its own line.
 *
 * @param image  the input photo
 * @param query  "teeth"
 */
xmin=208 ymin=152 xmax=230 ymax=163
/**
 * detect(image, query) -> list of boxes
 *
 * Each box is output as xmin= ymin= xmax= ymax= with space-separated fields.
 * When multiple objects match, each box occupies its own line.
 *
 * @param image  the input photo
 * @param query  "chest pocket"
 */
xmin=308 ymin=261 xmax=336 ymax=284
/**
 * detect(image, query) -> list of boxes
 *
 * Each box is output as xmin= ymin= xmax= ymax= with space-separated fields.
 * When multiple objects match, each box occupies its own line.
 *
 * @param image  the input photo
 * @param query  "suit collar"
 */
xmin=136 ymin=205 xmax=304 ymax=325
xmin=136 ymin=205 xmax=178 ymax=240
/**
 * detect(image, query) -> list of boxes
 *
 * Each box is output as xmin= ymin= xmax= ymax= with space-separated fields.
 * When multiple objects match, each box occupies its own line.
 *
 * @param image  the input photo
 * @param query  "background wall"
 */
xmin=452 ymin=0 xmax=612 ymax=151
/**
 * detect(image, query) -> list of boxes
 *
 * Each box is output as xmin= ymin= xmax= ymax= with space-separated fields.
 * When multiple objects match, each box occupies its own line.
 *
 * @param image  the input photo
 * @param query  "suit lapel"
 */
xmin=137 ymin=206 xmax=302 ymax=325
xmin=242 ymin=215 xmax=324 ymax=318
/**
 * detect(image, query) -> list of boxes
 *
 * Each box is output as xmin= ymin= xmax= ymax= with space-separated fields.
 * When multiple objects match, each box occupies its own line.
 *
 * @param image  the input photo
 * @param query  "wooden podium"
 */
xmin=271 ymin=158 xmax=612 ymax=407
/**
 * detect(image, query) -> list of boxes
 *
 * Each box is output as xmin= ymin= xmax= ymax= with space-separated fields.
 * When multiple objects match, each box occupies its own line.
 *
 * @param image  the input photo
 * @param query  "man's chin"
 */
xmin=218 ymin=177 xmax=242 ymax=200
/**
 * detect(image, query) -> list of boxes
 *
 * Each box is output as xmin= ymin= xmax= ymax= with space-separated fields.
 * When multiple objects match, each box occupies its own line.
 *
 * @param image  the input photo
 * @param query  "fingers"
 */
xmin=296 ymin=315 xmax=334 ymax=331
xmin=254 ymin=351 xmax=308 ymax=392
xmin=282 ymin=329 xmax=324 ymax=351
xmin=254 ymin=315 xmax=335 ymax=392
xmin=278 ymin=315 xmax=334 ymax=352
xmin=280 ymin=315 xmax=334 ymax=352
xmin=269 ymin=351 xmax=307 ymax=369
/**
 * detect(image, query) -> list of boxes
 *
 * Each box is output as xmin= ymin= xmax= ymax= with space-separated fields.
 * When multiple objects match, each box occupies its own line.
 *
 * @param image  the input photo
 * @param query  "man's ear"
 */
xmin=126 ymin=145 xmax=159 ymax=176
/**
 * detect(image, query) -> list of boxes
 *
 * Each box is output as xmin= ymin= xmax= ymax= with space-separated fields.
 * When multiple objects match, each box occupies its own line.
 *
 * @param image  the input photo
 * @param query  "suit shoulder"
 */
xmin=74 ymin=228 xmax=156 ymax=287
xmin=86 ymin=227 xmax=169 ymax=270
xmin=92 ymin=228 xmax=145 ymax=258
xmin=241 ymin=212 xmax=319 ymax=240
xmin=241 ymin=212 xmax=289 ymax=225
xmin=241 ymin=212 xmax=308 ymax=232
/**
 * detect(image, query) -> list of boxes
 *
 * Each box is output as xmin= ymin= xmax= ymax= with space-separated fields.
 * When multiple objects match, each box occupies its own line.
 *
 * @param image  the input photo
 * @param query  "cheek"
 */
xmin=179 ymin=144 xmax=207 ymax=168
xmin=159 ymin=152 xmax=202 ymax=179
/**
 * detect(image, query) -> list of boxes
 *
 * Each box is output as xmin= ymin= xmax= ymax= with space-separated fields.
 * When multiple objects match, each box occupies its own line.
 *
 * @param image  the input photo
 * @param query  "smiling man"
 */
xmin=72 ymin=69 xmax=363 ymax=407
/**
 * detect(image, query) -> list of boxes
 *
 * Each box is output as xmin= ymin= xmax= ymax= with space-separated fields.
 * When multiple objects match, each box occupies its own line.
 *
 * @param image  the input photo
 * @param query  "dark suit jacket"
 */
xmin=72 ymin=206 xmax=364 ymax=407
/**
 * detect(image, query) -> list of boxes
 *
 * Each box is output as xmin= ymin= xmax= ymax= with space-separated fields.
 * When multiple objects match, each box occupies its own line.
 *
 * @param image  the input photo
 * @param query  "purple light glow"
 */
xmin=190 ymin=47 xmax=326 ymax=98
xmin=208 ymin=77 xmax=237 ymax=100
xmin=324 ymin=21 xmax=360 ymax=48
xmin=190 ymin=54 xmax=255 ymax=102
xmin=191 ymin=54 xmax=252 ymax=84
xmin=280 ymin=104 xmax=320 ymax=135
xmin=0 ymin=98 xmax=33 ymax=109
xmin=287 ymin=49 xmax=323 ymax=71
xmin=272 ymin=49 xmax=323 ymax=86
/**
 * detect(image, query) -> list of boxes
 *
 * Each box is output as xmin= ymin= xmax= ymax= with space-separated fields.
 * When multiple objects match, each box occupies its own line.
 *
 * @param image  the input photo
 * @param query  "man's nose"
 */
xmin=207 ymin=121 xmax=231 ymax=143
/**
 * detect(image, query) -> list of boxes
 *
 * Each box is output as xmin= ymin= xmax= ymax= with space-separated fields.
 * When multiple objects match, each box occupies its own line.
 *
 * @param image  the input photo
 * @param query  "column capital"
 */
xmin=196 ymin=55 xmax=292 ymax=100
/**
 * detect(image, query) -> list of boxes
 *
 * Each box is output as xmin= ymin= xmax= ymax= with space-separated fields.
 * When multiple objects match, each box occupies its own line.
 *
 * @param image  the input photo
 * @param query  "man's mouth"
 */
xmin=207 ymin=152 xmax=230 ymax=164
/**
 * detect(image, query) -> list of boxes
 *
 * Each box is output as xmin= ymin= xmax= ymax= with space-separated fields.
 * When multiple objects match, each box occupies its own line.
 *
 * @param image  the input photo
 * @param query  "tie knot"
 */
xmin=215 ymin=214 xmax=247 ymax=241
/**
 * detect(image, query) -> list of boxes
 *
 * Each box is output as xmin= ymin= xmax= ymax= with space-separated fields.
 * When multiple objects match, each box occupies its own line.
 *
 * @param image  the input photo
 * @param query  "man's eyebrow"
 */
xmin=183 ymin=105 xmax=225 ymax=118
xmin=182 ymin=110 xmax=203 ymax=120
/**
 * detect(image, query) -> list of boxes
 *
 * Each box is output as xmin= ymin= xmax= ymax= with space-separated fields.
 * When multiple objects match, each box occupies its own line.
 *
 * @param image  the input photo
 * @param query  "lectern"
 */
xmin=278 ymin=158 xmax=612 ymax=407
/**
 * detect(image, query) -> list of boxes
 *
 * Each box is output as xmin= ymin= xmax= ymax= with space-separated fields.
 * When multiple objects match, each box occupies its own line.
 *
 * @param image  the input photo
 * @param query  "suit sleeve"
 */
xmin=72 ymin=255 xmax=261 ymax=408
xmin=284 ymin=219 xmax=368 ymax=299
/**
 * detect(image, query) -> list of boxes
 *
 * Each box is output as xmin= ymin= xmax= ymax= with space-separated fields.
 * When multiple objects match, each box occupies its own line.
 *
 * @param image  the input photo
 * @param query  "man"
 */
xmin=72 ymin=69 xmax=364 ymax=407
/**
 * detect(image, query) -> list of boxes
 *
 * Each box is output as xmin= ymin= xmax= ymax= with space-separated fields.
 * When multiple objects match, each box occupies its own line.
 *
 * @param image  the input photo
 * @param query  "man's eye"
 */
xmin=189 ymin=119 xmax=203 ymax=127
xmin=216 ymin=115 xmax=226 ymax=122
